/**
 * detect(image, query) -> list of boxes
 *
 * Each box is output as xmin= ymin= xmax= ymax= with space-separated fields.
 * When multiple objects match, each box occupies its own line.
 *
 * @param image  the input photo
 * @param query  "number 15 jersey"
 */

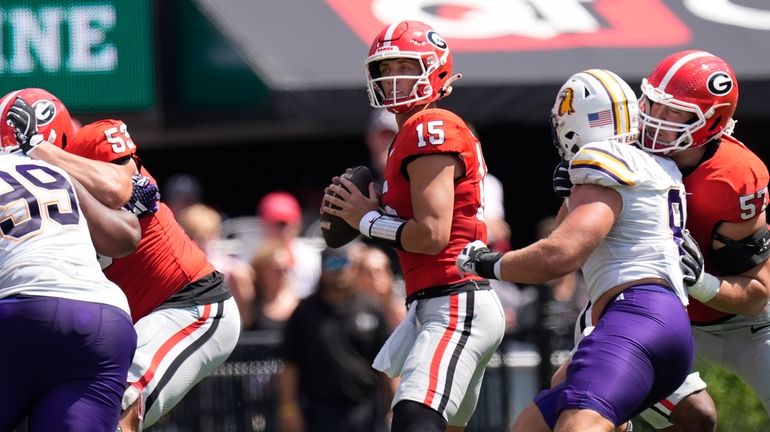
xmin=382 ymin=108 xmax=487 ymax=297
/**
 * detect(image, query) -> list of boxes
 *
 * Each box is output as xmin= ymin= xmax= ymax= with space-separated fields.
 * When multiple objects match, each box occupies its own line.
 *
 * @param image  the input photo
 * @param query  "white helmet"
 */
xmin=551 ymin=69 xmax=639 ymax=160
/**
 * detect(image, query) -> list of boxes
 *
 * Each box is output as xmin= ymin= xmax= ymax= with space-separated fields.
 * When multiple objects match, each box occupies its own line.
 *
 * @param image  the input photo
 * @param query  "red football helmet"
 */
xmin=365 ymin=20 xmax=460 ymax=114
xmin=639 ymin=50 xmax=738 ymax=154
xmin=0 ymin=88 xmax=74 ymax=153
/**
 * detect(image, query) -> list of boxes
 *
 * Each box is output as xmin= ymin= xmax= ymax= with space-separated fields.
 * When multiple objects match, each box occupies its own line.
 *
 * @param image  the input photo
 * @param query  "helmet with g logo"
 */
xmin=639 ymin=50 xmax=738 ymax=154
xmin=365 ymin=20 xmax=459 ymax=114
xmin=0 ymin=88 xmax=74 ymax=153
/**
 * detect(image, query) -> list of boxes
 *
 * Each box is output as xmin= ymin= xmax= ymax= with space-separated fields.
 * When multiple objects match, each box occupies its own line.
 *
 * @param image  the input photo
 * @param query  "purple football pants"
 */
xmin=0 ymin=296 xmax=137 ymax=432
xmin=535 ymin=284 xmax=693 ymax=427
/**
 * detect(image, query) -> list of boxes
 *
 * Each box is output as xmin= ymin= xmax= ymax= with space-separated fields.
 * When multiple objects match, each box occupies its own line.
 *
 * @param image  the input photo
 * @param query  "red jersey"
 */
xmin=382 ymin=108 xmax=488 ymax=297
xmin=67 ymin=120 xmax=215 ymax=322
xmin=685 ymin=136 xmax=770 ymax=325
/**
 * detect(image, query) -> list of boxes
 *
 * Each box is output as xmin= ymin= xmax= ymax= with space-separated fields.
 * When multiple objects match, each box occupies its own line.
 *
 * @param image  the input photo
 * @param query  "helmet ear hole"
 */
xmin=565 ymin=131 xmax=576 ymax=140
xmin=438 ymin=71 xmax=447 ymax=79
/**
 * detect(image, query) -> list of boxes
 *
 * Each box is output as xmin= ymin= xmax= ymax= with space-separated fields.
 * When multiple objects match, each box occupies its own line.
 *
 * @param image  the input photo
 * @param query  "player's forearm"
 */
xmin=499 ymin=239 xmax=581 ymax=284
xmin=400 ymin=218 xmax=450 ymax=255
xmin=31 ymin=142 xmax=133 ymax=208
xmin=706 ymin=275 xmax=770 ymax=316
xmin=73 ymin=179 xmax=141 ymax=257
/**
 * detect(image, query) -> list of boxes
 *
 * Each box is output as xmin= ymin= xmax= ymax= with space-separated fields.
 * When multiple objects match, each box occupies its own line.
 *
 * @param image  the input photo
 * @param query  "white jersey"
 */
xmin=568 ymin=140 xmax=687 ymax=306
xmin=0 ymin=153 xmax=129 ymax=313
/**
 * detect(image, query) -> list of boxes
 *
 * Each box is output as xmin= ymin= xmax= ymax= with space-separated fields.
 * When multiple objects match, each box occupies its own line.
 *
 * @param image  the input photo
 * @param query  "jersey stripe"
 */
xmin=144 ymin=301 xmax=225 ymax=412
xmin=130 ymin=303 xmax=214 ymax=393
xmin=437 ymin=291 xmax=475 ymax=414
xmin=572 ymin=148 xmax=636 ymax=186
xmin=585 ymin=69 xmax=629 ymax=136
xmin=424 ymin=294 xmax=459 ymax=407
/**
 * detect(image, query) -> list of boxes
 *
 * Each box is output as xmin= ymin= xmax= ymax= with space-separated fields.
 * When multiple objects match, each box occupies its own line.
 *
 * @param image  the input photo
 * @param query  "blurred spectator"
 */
xmin=350 ymin=245 xmax=405 ymax=331
xmin=246 ymin=239 xmax=300 ymax=331
xmin=164 ymin=173 xmax=203 ymax=214
xmin=277 ymin=244 xmax=391 ymax=432
xmin=257 ymin=191 xmax=322 ymax=299
xmin=484 ymin=172 xmax=512 ymax=252
xmin=176 ymin=203 xmax=256 ymax=327
xmin=365 ymin=109 xmax=398 ymax=182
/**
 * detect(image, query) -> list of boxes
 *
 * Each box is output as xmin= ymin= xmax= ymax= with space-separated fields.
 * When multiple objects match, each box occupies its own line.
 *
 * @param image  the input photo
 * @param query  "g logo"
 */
xmin=707 ymin=71 xmax=733 ymax=96
xmin=426 ymin=30 xmax=447 ymax=50
xmin=32 ymin=100 xmax=56 ymax=126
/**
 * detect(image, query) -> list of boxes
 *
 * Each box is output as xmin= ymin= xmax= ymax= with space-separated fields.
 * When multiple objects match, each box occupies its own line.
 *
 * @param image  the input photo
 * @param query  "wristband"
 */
xmin=689 ymin=272 xmax=720 ymax=303
xmin=359 ymin=210 xmax=407 ymax=250
xmin=473 ymin=251 xmax=503 ymax=280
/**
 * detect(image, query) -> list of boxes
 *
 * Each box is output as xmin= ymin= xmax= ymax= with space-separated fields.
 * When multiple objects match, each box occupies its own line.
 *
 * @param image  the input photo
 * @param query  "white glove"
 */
xmin=680 ymin=229 xmax=720 ymax=303
xmin=457 ymin=240 xmax=502 ymax=279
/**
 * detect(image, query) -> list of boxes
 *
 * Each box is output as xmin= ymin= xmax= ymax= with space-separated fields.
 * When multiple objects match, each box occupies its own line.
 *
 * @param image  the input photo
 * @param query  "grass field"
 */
xmin=633 ymin=360 xmax=770 ymax=432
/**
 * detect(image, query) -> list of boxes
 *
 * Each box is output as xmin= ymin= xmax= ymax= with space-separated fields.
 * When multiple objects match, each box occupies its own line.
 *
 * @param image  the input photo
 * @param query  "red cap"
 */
xmin=67 ymin=119 xmax=136 ymax=163
xmin=258 ymin=191 xmax=301 ymax=224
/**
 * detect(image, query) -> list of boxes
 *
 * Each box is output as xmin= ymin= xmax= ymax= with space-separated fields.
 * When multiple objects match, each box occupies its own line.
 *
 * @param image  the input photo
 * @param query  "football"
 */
xmin=320 ymin=166 xmax=374 ymax=248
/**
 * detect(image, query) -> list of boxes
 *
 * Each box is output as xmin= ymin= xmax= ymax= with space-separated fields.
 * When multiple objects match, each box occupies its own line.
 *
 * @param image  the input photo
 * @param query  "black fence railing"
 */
xmin=146 ymin=332 xmax=544 ymax=432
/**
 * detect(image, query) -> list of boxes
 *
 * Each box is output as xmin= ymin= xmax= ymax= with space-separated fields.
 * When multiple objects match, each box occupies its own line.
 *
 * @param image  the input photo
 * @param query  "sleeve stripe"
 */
xmin=585 ymin=147 xmax=632 ymax=171
xmin=571 ymin=161 xmax=635 ymax=186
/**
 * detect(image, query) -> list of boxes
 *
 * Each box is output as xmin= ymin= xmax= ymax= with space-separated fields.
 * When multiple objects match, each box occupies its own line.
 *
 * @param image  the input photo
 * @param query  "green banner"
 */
xmin=0 ymin=1 xmax=154 ymax=111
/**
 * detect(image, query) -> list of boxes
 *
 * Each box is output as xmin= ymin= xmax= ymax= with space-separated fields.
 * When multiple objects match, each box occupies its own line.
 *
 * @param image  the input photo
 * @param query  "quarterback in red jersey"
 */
xmin=323 ymin=20 xmax=504 ymax=432
xmin=636 ymin=51 xmax=770 ymax=432
xmin=0 ymin=89 xmax=241 ymax=432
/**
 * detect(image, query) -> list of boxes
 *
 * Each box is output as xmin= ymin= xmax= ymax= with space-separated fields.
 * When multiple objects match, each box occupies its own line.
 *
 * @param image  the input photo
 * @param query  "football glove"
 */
xmin=552 ymin=160 xmax=572 ymax=199
xmin=125 ymin=174 xmax=160 ymax=217
xmin=680 ymin=229 xmax=720 ymax=302
xmin=6 ymin=97 xmax=51 ymax=155
xmin=457 ymin=240 xmax=503 ymax=280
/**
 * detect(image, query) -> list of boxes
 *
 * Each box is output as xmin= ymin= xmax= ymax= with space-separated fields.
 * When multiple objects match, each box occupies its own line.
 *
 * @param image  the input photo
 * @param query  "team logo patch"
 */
xmin=426 ymin=30 xmax=447 ymax=50
xmin=558 ymin=88 xmax=575 ymax=116
xmin=706 ymin=71 xmax=733 ymax=96
xmin=32 ymin=100 xmax=56 ymax=126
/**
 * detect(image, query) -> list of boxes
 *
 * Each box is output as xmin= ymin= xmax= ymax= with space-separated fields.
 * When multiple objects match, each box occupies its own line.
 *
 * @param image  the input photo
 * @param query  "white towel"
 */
xmin=372 ymin=301 xmax=418 ymax=378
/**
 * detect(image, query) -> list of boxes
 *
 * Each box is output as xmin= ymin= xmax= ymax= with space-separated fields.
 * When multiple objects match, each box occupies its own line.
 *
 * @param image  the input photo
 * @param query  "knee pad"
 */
xmin=391 ymin=400 xmax=447 ymax=432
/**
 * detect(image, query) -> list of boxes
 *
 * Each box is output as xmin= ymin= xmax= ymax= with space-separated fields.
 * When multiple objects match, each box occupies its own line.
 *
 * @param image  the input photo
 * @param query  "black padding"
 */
xmin=391 ymin=400 xmax=447 ymax=432
xmin=711 ymin=226 xmax=770 ymax=274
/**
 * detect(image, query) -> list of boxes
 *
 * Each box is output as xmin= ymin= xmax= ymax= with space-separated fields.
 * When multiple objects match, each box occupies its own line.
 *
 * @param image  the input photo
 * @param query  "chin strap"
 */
xmin=722 ymin=118 xmax=737 ymax=136
xmin=439 ymin=73 xmax=463 ymax=99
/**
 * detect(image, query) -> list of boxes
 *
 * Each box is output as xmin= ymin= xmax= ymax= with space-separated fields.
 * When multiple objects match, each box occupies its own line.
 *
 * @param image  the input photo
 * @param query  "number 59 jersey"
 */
xmin=382 ymin=108 xmax=487 ymax=297
xmin=569 ymin=140 xmax=688 ymax=306
xmin=0 ymin=153 xmax=129 ymax=313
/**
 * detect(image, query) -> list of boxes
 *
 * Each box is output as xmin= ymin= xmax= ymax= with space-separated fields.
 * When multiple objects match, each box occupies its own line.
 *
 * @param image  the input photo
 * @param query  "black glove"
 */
xmin=552 ymin=160 xmax=572 ymax=199
xmin=124 ymin=174 xmax=160 ymax=217
xmin=680 ymin=229 xmax=704 ymax=288
xmin=457 ymin=240 xmax=503 ymax=280
xmin=6 ymin=97 xmax=47 ymax=155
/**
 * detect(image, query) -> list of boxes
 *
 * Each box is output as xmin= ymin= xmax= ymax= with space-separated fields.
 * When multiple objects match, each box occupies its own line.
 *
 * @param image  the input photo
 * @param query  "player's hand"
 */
xmin=125 ymin=174 xmax=160 ymax=217
xmin=552 ymin=160 xmax=572 ymax=199
xmin=680 ymin=229 xmax=720 ymax=302
xmin=6 ymin=97 xmax=51 ymax=155
xmin=457 ymin=240 xmax=503 ymax=280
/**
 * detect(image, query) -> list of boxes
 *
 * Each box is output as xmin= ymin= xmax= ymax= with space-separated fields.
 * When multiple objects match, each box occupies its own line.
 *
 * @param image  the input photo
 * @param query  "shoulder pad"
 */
xmin=67 ymin=119 xmax=137 ymax=163
xmin=569 ymin=141 xmax=637 ymax=188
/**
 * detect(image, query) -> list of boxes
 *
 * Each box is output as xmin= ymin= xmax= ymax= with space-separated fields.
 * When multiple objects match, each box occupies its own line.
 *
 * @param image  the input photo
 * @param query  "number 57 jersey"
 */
xmin=569 ymin=140 xmax=688 ymax=306
xmin=0 ymin=153 xmax=129 ymax=313
xmin=382 ymin=108 xmax=488 ymax=297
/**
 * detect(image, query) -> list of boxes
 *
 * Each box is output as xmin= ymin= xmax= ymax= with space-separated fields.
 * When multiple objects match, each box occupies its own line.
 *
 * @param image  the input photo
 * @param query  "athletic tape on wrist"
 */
xmin=359 ymin=210 xmax=406 ymax=250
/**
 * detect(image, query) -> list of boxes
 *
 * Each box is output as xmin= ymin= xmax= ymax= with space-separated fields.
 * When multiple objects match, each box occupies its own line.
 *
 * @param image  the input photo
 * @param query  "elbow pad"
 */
xmin=710 ymin=226 xmax=770 ymax=275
